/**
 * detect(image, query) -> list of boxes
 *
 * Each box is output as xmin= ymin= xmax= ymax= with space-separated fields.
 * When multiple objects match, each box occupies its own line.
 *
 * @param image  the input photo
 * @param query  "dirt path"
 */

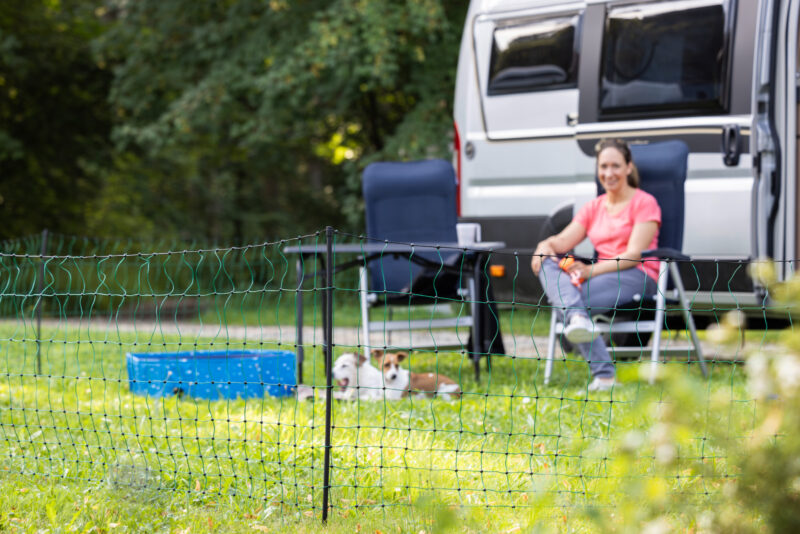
xmin=20 ymin=318 xmax=748 ymax=362
xmin=27 ymin=317 xmax=547 ymax=357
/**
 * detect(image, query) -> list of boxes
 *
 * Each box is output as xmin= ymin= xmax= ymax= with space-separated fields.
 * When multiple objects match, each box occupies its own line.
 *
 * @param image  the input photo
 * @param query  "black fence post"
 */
xmin=321 ymin=226 xmax=334 ymax=522
xmin=295 ymin=258 xmax=304 ymax=384
xmin=35 ymin=228 xmax=48 ymax=375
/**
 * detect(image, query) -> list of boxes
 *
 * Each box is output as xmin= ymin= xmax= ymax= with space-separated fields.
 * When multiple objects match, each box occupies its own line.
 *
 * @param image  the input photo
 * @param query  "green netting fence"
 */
xmin=0 ymin=228 xmax=793 ymax=524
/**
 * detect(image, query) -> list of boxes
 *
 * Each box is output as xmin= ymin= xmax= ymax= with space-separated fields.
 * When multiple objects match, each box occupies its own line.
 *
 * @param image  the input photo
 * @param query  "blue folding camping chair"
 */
xmin=359 ymin=159 xmax=503 ymax=380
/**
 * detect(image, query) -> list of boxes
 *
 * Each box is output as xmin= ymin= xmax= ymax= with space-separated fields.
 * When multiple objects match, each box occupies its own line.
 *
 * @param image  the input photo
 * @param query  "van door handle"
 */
xmin=722 ymin=124 xmax=741 ymax=166
xmin=566 ymin=112 xmax=578 ymax=127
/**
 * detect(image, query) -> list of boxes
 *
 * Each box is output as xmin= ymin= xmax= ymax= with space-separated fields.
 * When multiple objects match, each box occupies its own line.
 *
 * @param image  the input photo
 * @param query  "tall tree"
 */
xmin=0 ymin=0 xmax=112 ymax=239
xmin=94 ymin=0 xmax=468 ymax=241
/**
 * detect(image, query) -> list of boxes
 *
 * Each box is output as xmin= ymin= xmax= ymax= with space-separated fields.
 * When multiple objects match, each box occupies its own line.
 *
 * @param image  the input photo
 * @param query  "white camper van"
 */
xmin=454 ymin=0 xmax=798 ymax=318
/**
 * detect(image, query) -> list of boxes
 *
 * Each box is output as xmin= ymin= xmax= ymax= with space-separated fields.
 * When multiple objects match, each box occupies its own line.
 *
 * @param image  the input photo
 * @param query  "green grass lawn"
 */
xmin=0 ymin=320 xmax=757 ymax=533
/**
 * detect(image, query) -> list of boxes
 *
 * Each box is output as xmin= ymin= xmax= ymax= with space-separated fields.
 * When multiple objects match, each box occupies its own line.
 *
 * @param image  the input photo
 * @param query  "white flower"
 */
xmin=696 ymin=511 xmax=715 ymax=534
xmin=707 ymin=311 xmax=745 ymax=346
xmin=746 ymin=353 xmax=773 ymax=399
xmin=722 ymin=309 xmax=746 ymax=329
xmin=640 ymin=362 xmax=660 ymax=382
xmin=774 ymin=354 xmax=800 ymax=396
xmin=655 ymin=443 xmax=676 ymax=465
xmin=706 ymin=323 xmax=738 ymax=346
xmin=650 ymin=422 xmax=671 ymax=444
xmin=620 ymin=431 xmax=645 ymax=454
xmin=749 ymin=258 xmax=777 ymax=286
xmin=651 ymin=422 xmax=676 ymax=464
xmin=642 ymin=516 xmax=672 ymax=534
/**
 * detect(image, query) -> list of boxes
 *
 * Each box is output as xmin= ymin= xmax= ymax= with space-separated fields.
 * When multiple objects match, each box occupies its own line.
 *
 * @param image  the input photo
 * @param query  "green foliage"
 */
xmin=0 ymin=0 xmax=466 ymax=243
xmin=0 ymin=0 xmax=111 ymax=239
xmin=570 ymin=262 xmax=800 ymax=532
xmin=89 ymin=0 xmax=467 ymax=240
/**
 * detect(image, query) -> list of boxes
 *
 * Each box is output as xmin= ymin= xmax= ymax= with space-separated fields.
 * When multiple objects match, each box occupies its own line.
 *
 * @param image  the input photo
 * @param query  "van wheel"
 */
xmin=538 ymin=204 xmax=574 ymax=243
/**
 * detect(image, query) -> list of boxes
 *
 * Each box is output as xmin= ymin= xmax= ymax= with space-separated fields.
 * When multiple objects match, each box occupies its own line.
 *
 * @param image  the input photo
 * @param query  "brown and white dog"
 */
xmin=372 ymin=349 xmax=462 ymax=401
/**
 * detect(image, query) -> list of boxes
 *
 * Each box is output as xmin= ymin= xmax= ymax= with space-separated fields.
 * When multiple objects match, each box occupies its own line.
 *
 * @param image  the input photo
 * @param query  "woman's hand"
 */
xmin=566 ymin=260 xmax=593 ymax=281
xmin=531 ymin=240 xmax=556 ymax=275
xmin=531 ymin=221 xmax=588 ymax=276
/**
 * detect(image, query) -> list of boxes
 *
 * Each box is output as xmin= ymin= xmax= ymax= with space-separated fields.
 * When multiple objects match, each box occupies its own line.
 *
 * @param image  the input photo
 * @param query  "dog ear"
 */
xmin=396 ymin=351 xmax=408 ymax=362
xmin=370 ymin=349 xmax=384 ymax=363
xmin=357 ymin=352 xmax=368 ymax=365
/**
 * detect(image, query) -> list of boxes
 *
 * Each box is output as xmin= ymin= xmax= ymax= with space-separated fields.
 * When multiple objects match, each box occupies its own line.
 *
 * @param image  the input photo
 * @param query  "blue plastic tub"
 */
xmin=126 ymin=350 xmax=296 ymax=399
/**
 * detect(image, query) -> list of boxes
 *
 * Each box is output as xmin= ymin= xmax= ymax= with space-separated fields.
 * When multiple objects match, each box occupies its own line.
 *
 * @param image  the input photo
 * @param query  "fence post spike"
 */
xmin=35 ymin=228 xmax=48 ymax=375
xmin=322 ymin=226 xmax=334 ymax=523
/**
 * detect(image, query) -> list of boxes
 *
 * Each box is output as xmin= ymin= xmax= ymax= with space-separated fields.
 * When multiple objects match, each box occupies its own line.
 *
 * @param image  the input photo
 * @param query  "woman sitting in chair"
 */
xmin=530 ymin=138 xmax=661 ymax=391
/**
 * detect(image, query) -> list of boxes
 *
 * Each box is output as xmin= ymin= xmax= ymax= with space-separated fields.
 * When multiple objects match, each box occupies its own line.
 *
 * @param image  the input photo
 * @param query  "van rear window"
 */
xmin=488 ymin=14 xmax=580 ymax=96
xmin=599 ymin=0 xmax=730 ymax=118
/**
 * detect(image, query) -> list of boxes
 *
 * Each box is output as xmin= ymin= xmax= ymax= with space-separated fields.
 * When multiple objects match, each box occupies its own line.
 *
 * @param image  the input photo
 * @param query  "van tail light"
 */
xmin=489 ymin=265 xmax=506 ymax=278
xmin=453 ymin=121 xmax=462 ymax=216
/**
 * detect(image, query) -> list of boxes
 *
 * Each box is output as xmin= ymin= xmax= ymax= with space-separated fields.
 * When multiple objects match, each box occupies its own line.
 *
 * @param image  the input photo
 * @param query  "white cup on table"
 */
xmin=456 ymin=223 xmax=481 ymax=247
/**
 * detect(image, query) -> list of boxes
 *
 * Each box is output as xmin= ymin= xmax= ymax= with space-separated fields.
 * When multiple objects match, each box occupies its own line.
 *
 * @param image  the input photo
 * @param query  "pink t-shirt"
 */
xmin=574 ymin=189 xmax=661 ymax=281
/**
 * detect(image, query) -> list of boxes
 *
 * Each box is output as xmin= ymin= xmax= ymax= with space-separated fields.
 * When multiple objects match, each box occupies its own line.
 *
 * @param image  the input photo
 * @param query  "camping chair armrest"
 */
xmin=642 ymin=248 xmax=689 ymax=261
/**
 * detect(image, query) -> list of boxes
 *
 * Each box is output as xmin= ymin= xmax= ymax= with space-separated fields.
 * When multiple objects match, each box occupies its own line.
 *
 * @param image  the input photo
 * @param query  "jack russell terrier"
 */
xmin=372 ymin=349 xmax=462 ymax=401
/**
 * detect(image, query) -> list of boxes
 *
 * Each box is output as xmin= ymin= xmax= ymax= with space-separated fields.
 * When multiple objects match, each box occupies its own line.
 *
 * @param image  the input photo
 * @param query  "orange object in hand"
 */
xmin=558 ymin=256 xmax=584 ymax=287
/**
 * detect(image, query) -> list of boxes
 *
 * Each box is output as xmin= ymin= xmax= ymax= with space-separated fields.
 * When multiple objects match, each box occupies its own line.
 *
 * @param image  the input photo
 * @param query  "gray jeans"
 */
xmin=538 ymin=258 xmax=658 ymax=378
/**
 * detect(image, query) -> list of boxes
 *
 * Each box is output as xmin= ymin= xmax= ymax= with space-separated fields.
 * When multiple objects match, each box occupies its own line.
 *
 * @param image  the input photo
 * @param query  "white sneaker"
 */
xmin=588 ymin=376 xmax=616 ymax=392
xmin=564 ymin=314 xmax=599 ymax=344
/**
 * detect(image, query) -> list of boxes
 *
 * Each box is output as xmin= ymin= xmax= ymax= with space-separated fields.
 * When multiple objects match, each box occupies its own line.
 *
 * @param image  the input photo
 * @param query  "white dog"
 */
xmin=331 ymin=352 xmax=384 ymax=400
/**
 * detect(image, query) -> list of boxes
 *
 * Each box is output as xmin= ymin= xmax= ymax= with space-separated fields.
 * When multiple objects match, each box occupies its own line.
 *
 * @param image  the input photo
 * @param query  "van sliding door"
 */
xmin=752 ymin=0 xmax=800 ymax=280
xmin=468 ymin=4 xmax=585 ymax=239
xmin=575 ymin=0 xmax=758 ymax=285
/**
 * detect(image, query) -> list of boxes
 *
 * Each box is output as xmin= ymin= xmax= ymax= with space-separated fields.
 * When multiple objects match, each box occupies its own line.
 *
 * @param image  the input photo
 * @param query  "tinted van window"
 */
xmin=600 ymin=0 xmax=730 ymax=117
xmin=488 ymin=14 xmax=580 ymax=96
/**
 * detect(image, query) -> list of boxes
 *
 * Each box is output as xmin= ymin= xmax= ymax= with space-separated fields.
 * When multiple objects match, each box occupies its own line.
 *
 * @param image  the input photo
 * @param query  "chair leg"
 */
xmin=669 ymin=263 xmax=708 ymax=377
xmin=359 ymin=266 xmax=371 ymax=363
xmin=650 ymin=311 xmax=664 ymax=385
xmin=650 ymin=261 xmax=669 ymax=384
xmin=469 ymin=271 xmax=480 ymax=382
xmin=544 ymin=310 xmax=557 ymax=385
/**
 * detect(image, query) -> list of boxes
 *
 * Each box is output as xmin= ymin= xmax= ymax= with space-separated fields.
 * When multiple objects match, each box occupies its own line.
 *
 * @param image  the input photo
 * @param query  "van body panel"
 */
xmin=454 ymin=0 xmax=795 ymax=309
xmin=461 ymin=138 xmax=583 ymax=218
